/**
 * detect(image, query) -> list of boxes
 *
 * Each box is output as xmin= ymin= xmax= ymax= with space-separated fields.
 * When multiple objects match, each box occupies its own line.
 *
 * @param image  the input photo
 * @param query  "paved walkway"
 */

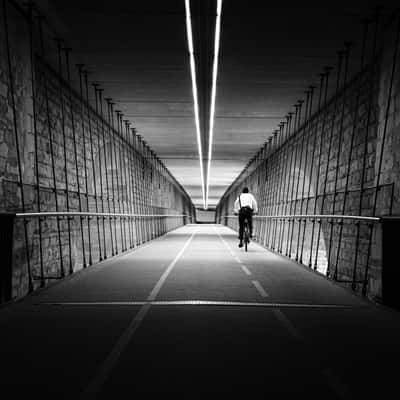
xmin=1 ymin=224 xmax=399 ymax=399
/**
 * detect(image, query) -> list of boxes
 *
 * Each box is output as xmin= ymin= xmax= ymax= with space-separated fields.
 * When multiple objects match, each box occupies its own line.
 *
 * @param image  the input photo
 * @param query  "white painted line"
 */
xmin=38 ymin=300 xmax=356 ymax=309
xmin=240 ymin=264 xmax=252 ymax=276
xmin=251 ymin=280 xmax=269 ymax=298
xmin=272 ymin=309 xmax=304 ymax=341
xmin=272 ymin=309 xmax=352 ymax=399
xmin=213 ymin=226 xmax=247 ymax=269
xmin=80 ymin=303 xmax=151 ymax=399
xmin=42 ymin=301 xmax=148 ymax=306
xmin=80 ymin=231 xmax=196 ymax=399
xmin=322 ymin=369 xmax=353 ymax=400
xmin=147 ymin=231 xmax=196 ymax=301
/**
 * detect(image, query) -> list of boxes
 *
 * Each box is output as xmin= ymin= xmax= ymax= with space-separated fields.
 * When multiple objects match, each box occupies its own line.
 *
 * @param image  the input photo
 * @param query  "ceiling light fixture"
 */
xmin=185 ymin=0 xmax=206 ymax=209
xmin=205 ymin=0 xmax=223 ymax=209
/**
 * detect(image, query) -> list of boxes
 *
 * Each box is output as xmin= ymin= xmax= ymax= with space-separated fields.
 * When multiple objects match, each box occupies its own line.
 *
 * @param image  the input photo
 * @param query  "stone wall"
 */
xmin=216 ymin=14 xmax=400 ymax=303
xmin=0 ymin=2 xmax=195 ymax=300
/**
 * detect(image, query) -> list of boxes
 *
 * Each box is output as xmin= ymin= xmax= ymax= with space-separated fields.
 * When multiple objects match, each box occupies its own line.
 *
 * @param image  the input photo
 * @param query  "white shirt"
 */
xmin=234 ymin=193 xmax=258 ymax=214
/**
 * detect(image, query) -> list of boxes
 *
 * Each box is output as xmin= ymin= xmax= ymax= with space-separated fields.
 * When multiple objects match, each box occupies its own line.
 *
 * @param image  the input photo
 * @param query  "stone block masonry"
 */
xmin=216 ymin=13 xmax=400 ymax=303
xmin=0 ymin=2 xmax=195 ymax=301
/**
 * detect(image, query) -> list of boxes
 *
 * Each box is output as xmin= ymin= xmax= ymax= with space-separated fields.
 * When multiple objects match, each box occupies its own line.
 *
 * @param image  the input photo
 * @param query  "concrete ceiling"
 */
xmin=37 ymin=0 xmax=396 ymax=208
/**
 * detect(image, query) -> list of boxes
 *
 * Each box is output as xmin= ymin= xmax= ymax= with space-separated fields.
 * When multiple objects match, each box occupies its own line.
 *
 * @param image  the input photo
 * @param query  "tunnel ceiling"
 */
xmin=37 ymin=0 xmax=395 ymax=208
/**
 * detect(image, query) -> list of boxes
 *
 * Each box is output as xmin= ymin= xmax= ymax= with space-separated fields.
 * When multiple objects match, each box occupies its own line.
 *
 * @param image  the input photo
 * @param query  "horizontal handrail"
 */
xmin=223 ymin=214 xmax=380 ymax=222
xmin=14 ymin=212 xmax=189 ymax=219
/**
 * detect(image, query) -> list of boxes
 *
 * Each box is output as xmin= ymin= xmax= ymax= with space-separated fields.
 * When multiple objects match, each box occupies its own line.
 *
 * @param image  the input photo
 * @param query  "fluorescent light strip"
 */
xmin=205 ymin=0 xmax=223 ymax=209
xmin=185 ymin=0 xmax=206 ymax=208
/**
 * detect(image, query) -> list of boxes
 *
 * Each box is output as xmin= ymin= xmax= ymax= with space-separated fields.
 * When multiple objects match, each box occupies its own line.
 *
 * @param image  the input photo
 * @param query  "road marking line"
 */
xmin=272 ymin=309 xmax=353 ymax=400
xmin=240 ymin=264 xmax=252 ymax=276
xmin=80 ymin=230 xmax=196 ymax=399
xmin=147 ymin=232 xmax=196 ymax=301
xmin=214 ymin=226 xmax=248 ymax=271
xmin=272 ymin=309 xmax=304 ymax=341
xmin=80 ymin=303 xmax=151 ymax=399
xmin=37 ymin=300 xmax=356 ymax=309
xmin=322 ymin=368 xmax=353 ymax=400
xmin=251 ymin=280 xmax=269 ymax=297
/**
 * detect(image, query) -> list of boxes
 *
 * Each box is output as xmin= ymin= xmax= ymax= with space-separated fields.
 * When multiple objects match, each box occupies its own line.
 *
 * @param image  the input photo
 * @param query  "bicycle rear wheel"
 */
xmin=244 ymin=221 xmax=249 ymax=252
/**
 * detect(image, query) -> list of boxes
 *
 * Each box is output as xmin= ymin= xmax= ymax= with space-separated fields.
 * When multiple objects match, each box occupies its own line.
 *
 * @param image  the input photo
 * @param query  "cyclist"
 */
xmin=234 ymin=187 xmax=258 ymax=248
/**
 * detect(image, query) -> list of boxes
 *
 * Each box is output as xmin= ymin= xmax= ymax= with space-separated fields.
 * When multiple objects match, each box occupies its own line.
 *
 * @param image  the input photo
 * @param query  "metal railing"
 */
xmin=221 ymin=213 xmax=383 ymax=296
xmin=16 ymin=212 xmax=191 ymax=218
xmin=1 ymin=212 xmax=191 ymax=302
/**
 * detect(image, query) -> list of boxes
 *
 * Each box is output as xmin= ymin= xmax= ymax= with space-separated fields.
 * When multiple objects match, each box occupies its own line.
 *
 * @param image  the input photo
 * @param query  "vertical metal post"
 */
xmin=259 ymin=143 xmax=268 ymax=244
xmin=124 ymin=120 xmax=134 ymax=249
xmin=352 ymin=15 xmax=379 ymax=290
xmin=295 ymin=94 xmax=310 ymax=261
xmin=85 ymin=73 xmax=102 ymax=262
xmin=99 ymin=91 xmax=113 ymax=257
xmin=106 ymin=99 xmax=118 ymax=254
xmin=137 ymin=135 xmax=145 ymax=243
xmin=143 ymin=141 xmax=151 ymax=241
xmin=125 ymin=122 xmax=133 ymax=246
xmin=28 ymin=6 xmax=45 ymax=286
xmin=298 ymin=87 xmax=315 ymax=263
xmin=37 ymin=17 xmax=64 ymax=277
xmin=115 ymin=111 xmax=126 ymax=251
xmin=131 ymin=128 xmax=139 ymax=246
xmin=56 ymin=39 xmax=73 ymax=274
xmin=358 ymin=17 xmax=378 ymax=216
xmin=118 ymin=112 xmax=127 ymax=251
xmin=288 ymin=100 xmax=304 ymax=258
xmin=284 ymin=104 xmax=299 ymax=256
xmin=76 ymin=65 xmax=92 ymax=266
xmin=266 ymin=134 xmax=275 ymax=248
xmin=142 ymin=140 xmax=147 ymax=232
xmin=299 ymin=86 xmax=315 ymax=263
xmin=314 ymin=53 xmax=344 ymax=271
xmin=262 ymin=141 xmax=272 ymax=246
xmin=122 ymin=117 xmax=131 ymax=248
xmin=64 ymin=49 xmax=87 ymax=269
xmin=120 ymin=114 xmax=128 ymax=249
xmin=278 ymin=116 xmax=291 ymax=252
xmin=122 ymin=118 xmax=131 ymax=247
xmin=302 ymin=76 xmax=324 ymax=265
xmin=334 ymin=20 xmax=370 ymax=280
xmin=133 ymin=130 xmax=141 ymax=245
xmin=327 ymin=43 xmax=351 ymax=276
xmin=3 ymin=0 xmax=32 ymax=291
xmin=112 ymin=106 xmax=124 ymax=252
xmin=109 ymin=101 xmax=120 ymax=253
xmin=268 ymin=134 xmax=277 ymax=249
xmin=270 ymin=128 xmax=282 ymax=251
xmin=269 ymin=131 xmax=279 ymax=250
xmin=282 ymin=112 xmax=295 ymax=254
xmin=273 ymin=124 xmax=285 ymax=253
xmin=93 ymin=86 xmax=107 ymax=259
xmin=309 ymin=68 xmax=331 ymax=269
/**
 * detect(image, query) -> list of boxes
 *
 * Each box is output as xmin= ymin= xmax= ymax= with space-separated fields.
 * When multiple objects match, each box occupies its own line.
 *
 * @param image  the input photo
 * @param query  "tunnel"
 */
xmin=1 ymin=0 xmax=400 ymax=398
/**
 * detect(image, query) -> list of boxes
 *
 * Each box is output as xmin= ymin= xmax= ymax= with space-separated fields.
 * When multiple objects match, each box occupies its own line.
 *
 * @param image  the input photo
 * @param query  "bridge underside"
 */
xmin=1 ymin=224 xmax=399 ymax=399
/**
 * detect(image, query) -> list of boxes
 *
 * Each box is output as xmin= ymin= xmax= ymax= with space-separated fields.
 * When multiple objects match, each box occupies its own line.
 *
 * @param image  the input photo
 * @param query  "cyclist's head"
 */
xmin=242 ymin=187 xmax=249 ymax=193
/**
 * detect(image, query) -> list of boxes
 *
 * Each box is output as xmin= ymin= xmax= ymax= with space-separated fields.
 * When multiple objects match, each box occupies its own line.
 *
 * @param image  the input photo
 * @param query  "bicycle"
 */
xmin=243 ymin=217 xmax=250 ymax=252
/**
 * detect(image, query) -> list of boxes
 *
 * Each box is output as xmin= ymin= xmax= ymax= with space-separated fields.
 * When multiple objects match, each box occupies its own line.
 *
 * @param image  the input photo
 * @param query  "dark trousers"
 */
xmin=238 ymin=207 xmax=253 ymax=241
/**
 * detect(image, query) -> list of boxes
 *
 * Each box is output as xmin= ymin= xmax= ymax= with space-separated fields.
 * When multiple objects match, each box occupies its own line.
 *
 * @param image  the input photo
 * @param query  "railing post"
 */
xmin=381 ymin=216 xmax=400 ymax=309
xmin=0 ymin=213 xmax=15 ymax=303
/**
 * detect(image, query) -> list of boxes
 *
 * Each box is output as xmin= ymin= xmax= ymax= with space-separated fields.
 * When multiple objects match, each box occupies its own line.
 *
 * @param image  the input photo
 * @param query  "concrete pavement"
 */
xmin=1 ymin=224 xmax=399 ymax=399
